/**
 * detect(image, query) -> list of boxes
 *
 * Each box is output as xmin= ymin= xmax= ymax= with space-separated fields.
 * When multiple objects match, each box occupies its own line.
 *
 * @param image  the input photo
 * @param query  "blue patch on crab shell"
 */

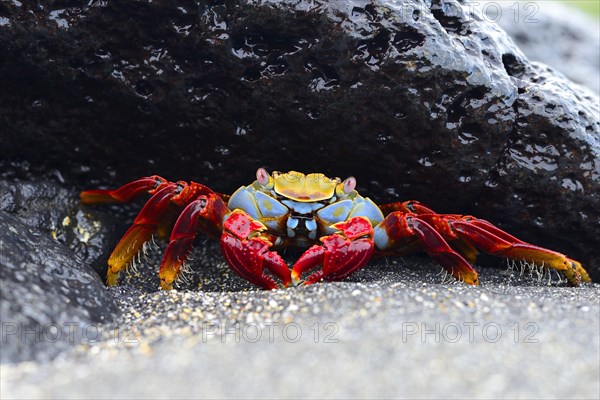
xmin=348 ymin=197 xmax=384 ymax=224
xmin=316 ymin=200 xmax=353 ymax=224
xmin=263 ymin=220 xmax=281 ymax=231
xmin=228 ymin=187 xmax=260 ymax=220
xmin=255 ymin=191 xmax=288 ymax=218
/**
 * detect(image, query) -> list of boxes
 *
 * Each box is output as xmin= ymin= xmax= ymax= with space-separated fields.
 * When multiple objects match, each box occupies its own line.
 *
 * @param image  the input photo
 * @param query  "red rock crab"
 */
xmin=81 ymin=169 xmax=590 ymax=289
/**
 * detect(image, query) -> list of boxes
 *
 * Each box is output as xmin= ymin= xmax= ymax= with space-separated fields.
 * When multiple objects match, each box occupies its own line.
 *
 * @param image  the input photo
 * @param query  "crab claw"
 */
xmin=220 ymin=211 xmax=291 ymax=290
xmin=292 ymin=217 xmax=375 ymax=285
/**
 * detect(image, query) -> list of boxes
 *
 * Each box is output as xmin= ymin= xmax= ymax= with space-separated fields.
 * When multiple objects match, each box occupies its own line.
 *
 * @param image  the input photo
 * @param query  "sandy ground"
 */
xmin=1 ymin=246 xmax=598 ymax=399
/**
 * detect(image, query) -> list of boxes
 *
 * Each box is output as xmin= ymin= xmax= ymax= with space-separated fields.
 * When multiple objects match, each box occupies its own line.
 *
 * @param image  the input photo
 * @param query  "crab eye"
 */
xmin=343 ymin=177 xmax=356 ymax=194
xmin=256 ymin=167 xmax=270 ymax=186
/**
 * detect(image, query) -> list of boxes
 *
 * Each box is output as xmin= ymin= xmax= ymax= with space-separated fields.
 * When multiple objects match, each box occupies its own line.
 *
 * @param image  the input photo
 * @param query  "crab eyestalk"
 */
xmin=335 ymin=176 xmax=356 ymax=198
xmin=256 ymin=167 xmax=274 ymax=189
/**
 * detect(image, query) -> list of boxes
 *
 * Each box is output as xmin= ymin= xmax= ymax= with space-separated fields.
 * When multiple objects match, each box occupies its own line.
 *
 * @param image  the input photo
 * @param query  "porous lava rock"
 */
xmin=1 ymin=0 xmax=598 ymax=278
xmin=0 ymin=211 xmax=120 ymax=363
xmin=0 ymin=180 xmax=119 ymax=276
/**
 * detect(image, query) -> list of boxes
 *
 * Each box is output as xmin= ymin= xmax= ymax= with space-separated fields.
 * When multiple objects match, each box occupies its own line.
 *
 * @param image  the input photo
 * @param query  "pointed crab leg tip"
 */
xmin=160 ymin=278 xmax=174 ymax=291
xmin=79 ymin=191 xmax=91 ymax=202
xmin=454 ymin=270 xmax=479 ymax=286
xmin=465 ymin=276 xmax=479 ymax=286
xmin=580 ymin=272 xmax=592 ymax=283
xmin=280 ymin=278 xmax=293 ymax=288
xmin=569 ymin=259 xmax=592 ymax=283
xmin=106 ymin=272 xmax=120 ymax=286
xmin=80 ymin=190 xmax=115 ymax=205
xmin=453 ymin=269 xmax=480 ymax=286
xmin=291 ymin=271 xmax=302 ymax=286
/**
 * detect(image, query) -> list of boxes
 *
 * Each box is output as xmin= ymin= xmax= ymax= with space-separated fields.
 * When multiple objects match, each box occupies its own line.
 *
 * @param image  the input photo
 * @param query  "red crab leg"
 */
xmin=379 ymin=200 xmax=437 ymax=215
xmin=291 ymin=217 xmax=375 ymax=285
xmin=82 ymin=177 xmax=223 ymax=285
xmin=80 ymin=175 xmax=167 ymax=204
xmin=380 ymin=201 xmax=480 ymax=263
xmin=158 ymin=193 xmax=232 ymax=289
xmin=220 ymin=210 xmax=292 ymax=290
xmin=374 ymin=212 xmax=480 ymax=285
xmin=105 ymin=183 xmax=179 ymax=285
xmin=441 ymin=216 xmax=589 ymax=284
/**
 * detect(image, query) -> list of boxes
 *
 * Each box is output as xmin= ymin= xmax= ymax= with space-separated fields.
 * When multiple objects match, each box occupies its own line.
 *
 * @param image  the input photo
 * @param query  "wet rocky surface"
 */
xmin=0 ymin=0 xmax=599 ymax=397
xmin=1 ymin=180 xmax=598 ymax=397
xmin=0 ymin=180 xmax=119 ymax=276
xmin=0 ymin=211 xmax=120 ymax=363
xmin=1 ymin=0 xmax=598 ymax=279
xmin=487 ymin=1 xmax=599 ymax=94
xmin=1 ymin=177 xmax=598 ymax=397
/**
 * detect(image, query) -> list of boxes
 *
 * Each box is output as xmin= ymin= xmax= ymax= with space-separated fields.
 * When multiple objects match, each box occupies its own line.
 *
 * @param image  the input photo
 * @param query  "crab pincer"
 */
xmin=291 ymin=217 xmax=375 ymax=285
xmin=220 ymin=211 xmax=292 ymax=290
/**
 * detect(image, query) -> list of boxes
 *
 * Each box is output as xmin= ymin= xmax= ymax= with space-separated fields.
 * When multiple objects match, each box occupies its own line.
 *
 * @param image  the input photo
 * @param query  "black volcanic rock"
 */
xmin=0 ymin=180 xmax=121 ymax=278
xmin=0 ymin=211 xmax=120 ymax=363
xmin=0 ymin=0 xmax=598 ymax=278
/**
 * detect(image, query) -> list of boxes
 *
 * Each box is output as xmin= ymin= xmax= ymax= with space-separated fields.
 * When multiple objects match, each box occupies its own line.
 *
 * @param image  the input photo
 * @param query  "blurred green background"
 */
xmin=569 ymin=0 xmax=600 ymax=17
